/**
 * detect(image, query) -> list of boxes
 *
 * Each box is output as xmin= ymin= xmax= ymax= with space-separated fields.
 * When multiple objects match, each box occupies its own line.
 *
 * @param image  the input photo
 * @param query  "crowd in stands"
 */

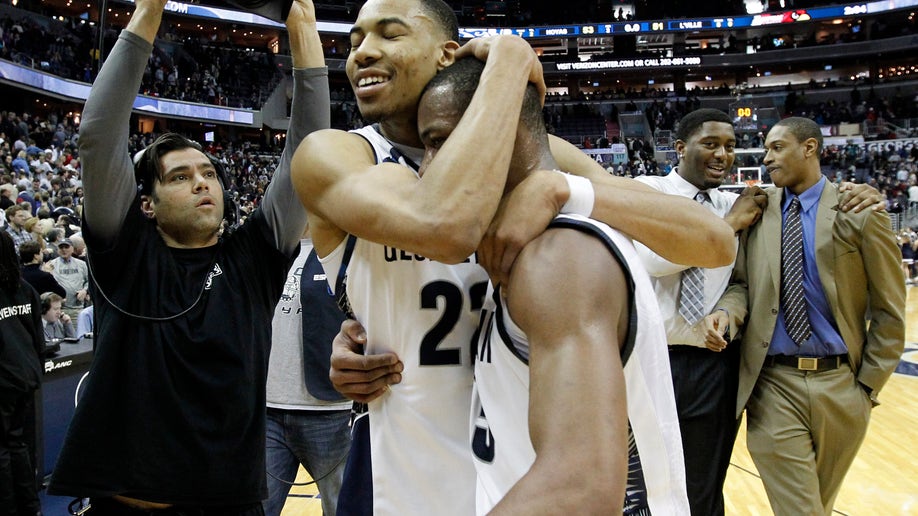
xmin=544 ymin=74 xmax=918 ymax=106
xmin=784 ymin=84 xmax=918 ymax=131
xmin=823 ymin=140 xmax=918 ymax=214
xmin=315 ymin=0 xmax=881 ymax=25
xmin=0 ymin=11 xmax=281 ymax=110
xmin=546 ymin=82 xmax=917 ymax=148
xmin=145 ymin=23 xmax=282 ymax=109
xmin=0 ymin=13 xmax=97 ymax=83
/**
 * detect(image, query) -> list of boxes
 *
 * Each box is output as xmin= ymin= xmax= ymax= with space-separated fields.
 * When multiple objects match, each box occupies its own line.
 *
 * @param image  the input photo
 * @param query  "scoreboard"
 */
xmin=458 ymin=0 xmax=911 ymax=40
xmin=132 ymin=0 xmax=916 ymax=36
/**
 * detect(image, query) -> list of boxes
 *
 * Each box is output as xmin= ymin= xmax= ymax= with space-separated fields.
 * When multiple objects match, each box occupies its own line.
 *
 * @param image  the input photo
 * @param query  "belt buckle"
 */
xmin=797 ymin=357 xmax=819 ymax=371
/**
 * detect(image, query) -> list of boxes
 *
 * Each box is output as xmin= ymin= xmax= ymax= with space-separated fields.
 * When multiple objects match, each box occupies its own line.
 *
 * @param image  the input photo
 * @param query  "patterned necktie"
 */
xmin=678 ymin=192 xmax=709 ymax=325
xmin=781 ymin=197 xmax=812 ymax=345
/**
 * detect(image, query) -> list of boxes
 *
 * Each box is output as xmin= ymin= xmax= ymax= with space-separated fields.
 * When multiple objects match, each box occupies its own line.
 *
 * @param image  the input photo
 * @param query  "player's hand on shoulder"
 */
xmin=725 ymin=185 xmax=767 ymax=232
xmin=838 ymin=182 xmax=886 ymax=213
xmin=479 ymin=170 xmax=564 ymax=287
xmin=330 ymin=319 xmax=404 ymax=403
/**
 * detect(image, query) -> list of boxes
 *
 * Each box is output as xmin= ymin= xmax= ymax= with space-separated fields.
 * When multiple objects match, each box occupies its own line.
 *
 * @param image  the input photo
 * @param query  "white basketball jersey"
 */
xmin=322 ymin=125 xmax=489 ymax=515
xmin=471 ymin=214 xmax=689 ymax=515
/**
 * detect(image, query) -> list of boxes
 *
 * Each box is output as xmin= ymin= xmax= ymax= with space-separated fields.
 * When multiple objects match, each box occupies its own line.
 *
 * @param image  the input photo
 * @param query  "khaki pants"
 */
xmin=746 ymin=363 xmax=871 ymax=516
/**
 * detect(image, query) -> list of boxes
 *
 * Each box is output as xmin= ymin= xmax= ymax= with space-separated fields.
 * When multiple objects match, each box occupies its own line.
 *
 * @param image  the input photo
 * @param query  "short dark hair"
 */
xmin=418 ymin=0 xmax=459 ymax=41
xmin=676 ymin=108 xmax=733 ymax=143
xmin=133 ymin=133 xmax=205 ymax=196
xmin=422 ymin=57 xmax=544 ymax=138
xmin=18 ymin=240 xmax=41 ymax=263
xmin=773 ymin=116 xmax=823 ymax=154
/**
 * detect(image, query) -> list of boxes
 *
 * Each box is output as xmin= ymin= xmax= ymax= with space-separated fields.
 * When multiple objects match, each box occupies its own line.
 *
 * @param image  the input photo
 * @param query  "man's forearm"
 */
xmin=547 ymin=134 xmax=735 ymax=267
xmin=591 ymin=180 xmax=736 ymax=268
xmin=289 ymin=25 xmax=323 ymax=69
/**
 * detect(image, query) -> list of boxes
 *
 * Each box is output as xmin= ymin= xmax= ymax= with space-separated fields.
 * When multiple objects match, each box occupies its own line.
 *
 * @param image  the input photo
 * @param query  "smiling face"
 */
xmin=142 ymin=147 xmax=224 ymax=248
xmin=675 ymin=121 xmax=736 ymax=191
xmin=346 ymin=0 xmax=456 ymax=127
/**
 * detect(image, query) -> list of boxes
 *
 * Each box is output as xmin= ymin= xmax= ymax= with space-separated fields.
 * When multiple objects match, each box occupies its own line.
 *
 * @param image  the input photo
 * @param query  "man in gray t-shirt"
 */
xmin=264 ymin=234 xmax=351 ymax=516
xmin=47 ymin=238 xmax=88 ymax=319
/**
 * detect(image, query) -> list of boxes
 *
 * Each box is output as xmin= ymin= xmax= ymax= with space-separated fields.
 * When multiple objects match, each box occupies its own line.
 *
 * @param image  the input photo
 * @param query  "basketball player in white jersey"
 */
xmin=415 ymin=57 xmax=689 ymax=515
xmin=294 ymin=18 xmax=546 ymax=516
xmin=290 ymin=2 xmax=735 ymax=513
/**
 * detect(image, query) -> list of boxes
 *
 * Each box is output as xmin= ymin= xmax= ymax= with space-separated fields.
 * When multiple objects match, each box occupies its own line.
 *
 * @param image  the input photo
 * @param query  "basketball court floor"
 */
xmin=280 ymin=287 xmax=918 ymax=515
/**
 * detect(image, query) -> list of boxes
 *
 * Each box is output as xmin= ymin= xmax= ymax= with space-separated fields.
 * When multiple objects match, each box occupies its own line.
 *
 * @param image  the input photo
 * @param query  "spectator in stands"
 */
xmin=10 ymin=152 xmax=28 ymax=177
xmin=0 ymin=184 xmax=16 ymax=210
xmin=43 ymin=228 xmax=62 ymax=261
xmin=40 ymin=291 xmax=74 ymax=341
xmin=908 ymin=180 xmax=918 ymax=209
xmin=635 ymin=109 xmax=767 ymax=515
xmin=55 ymin=215 xmax=76 ymax=237
xmin=899 ymin=230 xmax=917 ymax=284
xmin=22 ymin=216 xmax=49 ymax=258
xmin=3 ymin=204 xmax=32 ymax=251
xmin=46 ymin=238 xmax=88 ymax=320
xmin=19 ymin=240 xmax=65 ymax=298
xmin=51 ymin=195 xmax=76 ymax=224
xmin=69 ymin=234 xmax=86 ymax=260
xmin=14 ymin=184 xmax=37 ymax=215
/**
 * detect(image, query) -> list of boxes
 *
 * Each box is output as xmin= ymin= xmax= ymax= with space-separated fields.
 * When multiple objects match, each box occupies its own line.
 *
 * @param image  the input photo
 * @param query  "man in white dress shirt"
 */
xmin=634 ymin=108 xmax=766 ymax=515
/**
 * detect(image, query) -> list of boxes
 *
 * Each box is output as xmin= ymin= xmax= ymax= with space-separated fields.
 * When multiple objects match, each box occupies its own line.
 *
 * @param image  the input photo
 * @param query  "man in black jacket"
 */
xmin=0 ymin=231 xmax=43 ymax=514
xmin=19 ymin=240 xmax=65 ymax=298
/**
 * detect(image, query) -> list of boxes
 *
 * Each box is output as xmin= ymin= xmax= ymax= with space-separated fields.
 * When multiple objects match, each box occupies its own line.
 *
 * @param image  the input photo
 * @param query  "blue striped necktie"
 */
xmin=781 ymin=197 xmax=812 ymax=345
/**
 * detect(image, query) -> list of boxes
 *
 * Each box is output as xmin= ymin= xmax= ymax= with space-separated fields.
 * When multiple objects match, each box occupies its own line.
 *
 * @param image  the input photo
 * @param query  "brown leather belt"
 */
xmin=766 ymin=354 xmax=848 ymax=372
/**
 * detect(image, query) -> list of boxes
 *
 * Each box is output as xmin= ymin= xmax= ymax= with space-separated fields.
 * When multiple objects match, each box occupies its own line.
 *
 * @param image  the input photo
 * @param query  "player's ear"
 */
xmin=438 ymin=40 xmax=459 ymax=70
xmin=140 ymin=195 xmax=156 ymax=219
